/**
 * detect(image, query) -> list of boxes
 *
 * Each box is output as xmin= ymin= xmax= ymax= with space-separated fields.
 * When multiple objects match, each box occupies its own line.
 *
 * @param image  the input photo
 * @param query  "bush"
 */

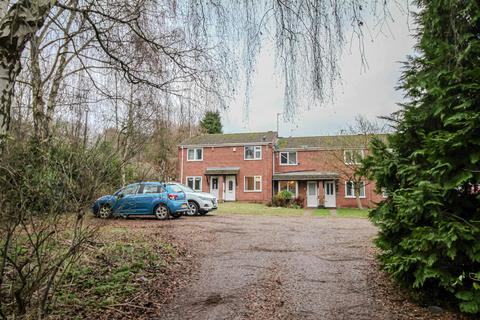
xmin=0 ymin=138 xmax=125 ymax=318
xmin=271 ymin=191 xmax=304 ymax=208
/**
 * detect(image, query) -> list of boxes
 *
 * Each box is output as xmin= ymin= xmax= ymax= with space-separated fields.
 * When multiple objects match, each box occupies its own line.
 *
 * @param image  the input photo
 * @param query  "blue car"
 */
xmin=92 ymin=182 xmax=188 ymax=220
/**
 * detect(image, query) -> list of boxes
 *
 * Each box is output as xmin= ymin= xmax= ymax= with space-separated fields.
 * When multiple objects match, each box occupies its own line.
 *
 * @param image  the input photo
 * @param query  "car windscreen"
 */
xmin=166 ymin=184 xmax=183 ymax=193
xmin=179 ymin=184 xmax=195 ymax=193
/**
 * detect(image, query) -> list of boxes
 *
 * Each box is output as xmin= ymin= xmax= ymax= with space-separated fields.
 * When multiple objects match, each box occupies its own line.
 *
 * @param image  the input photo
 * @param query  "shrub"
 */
xmin=271 ymin=191 xmax=304 ymax=208
xmin=291 ymin=196 xmax=304 ymax=208
xmin=361 ymin=0 xmax=480 ymax=314
xmin=0 ymin=138 xmax=125 ymax=318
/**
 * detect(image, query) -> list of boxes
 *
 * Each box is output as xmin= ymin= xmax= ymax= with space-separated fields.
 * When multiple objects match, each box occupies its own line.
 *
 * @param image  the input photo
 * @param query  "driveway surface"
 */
xmin=159 ymin=214 xmax=380 ymax=320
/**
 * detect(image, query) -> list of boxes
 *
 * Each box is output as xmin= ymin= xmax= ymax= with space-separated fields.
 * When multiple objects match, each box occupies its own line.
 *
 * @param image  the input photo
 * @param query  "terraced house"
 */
xmin=178 ymin=131 xmax=386 ymax=208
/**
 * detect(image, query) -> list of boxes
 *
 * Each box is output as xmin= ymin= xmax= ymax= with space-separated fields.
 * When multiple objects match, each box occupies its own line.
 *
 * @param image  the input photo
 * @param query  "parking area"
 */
xmin=104 ymin=212 xmax=450 ymax=320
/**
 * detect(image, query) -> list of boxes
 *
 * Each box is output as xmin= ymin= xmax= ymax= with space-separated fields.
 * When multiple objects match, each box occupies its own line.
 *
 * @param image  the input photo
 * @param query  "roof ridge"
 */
xmin=278 ymin=133 xmax=387 ymax=139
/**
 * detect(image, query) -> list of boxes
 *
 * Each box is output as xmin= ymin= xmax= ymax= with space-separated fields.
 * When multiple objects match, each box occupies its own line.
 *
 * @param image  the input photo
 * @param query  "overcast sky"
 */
xmin=221 ymin=8 xmax=416 ymax=137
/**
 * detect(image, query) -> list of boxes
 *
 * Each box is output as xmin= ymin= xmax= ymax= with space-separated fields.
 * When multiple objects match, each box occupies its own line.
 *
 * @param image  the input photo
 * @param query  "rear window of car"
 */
xmin=166 ymin=184 xmax=183 ymax=193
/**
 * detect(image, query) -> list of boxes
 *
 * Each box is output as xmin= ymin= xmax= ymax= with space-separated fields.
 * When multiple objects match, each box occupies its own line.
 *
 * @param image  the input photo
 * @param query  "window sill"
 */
xmin=244 ymin=158 xmax=262 ymax=161
xmin=187 ymin=159 xmax=203 ymax=162
xmin=279 ymin=163 xmax=298 ymax=166
xmin=244 ymin=190 xmax=262 ymax=193
xmin=345 ymin=196 xmax=366 ymax=199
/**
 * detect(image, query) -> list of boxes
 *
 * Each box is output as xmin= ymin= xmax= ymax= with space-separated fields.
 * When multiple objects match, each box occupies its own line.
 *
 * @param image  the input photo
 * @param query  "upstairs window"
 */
xmin=186 ymin=176 xmax=202 ymax=191
xmin=345 ymin=181 xmax=365 ymax=198
xmin=187 ymin=148 xmax=203 ymax=161
xmin=343 ymin=150 xmax=364 ymax=164
xmin=244 ymin=146 xmax=262 ymax=160
xmin=280 ymin=151 xmax=297 ymax=165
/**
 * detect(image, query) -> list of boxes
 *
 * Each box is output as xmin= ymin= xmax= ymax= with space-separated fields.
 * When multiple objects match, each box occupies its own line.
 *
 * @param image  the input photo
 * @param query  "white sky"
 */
xmin=221 ymin=8 xmax=416 ymax=137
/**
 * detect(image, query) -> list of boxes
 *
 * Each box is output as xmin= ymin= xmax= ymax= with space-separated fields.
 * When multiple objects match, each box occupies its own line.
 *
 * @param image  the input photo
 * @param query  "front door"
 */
xmin=324 ymin=181 xmax=336 ymax=208
xmin=224 ymin=176 xmax=236 ymax=201
xmin=210 ymin=176 xmax=219 ymax=199
xmin=307 ymin=181 xmax=318 ymax=208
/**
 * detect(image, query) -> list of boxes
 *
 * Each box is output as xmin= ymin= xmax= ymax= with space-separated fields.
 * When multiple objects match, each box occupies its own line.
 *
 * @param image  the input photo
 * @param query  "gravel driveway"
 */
xmin=158 ymin=214 xmax=381 ymax=320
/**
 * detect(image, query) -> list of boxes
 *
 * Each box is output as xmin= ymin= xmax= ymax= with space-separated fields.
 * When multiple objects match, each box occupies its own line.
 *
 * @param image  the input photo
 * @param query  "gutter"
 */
xmin=179 ymin=141 xmax=274 ymax=148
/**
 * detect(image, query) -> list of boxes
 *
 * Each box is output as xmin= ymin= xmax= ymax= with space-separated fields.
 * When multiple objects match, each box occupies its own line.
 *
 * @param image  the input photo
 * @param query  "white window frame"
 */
xmin=244 ymin=146 xmax=262 ymax=160
xmin=278 ymin=180 xmax=298 ymax=197
xmin=343 ymin=149 xmax=364 ymax=165
xmin=345 ymin=181 xmax=366 ymax=198
xmin=279 ymin=151 xmax=298 ymax=166
xmin=187 ymin=148 xmax=203 ymax=161
xmin=244 ymin=175 xmax=262 ymax=192
xmin=186 ymin=176 xmax=202 ymax=191
xmin=381 ymin=188 xmax=388 ymax=198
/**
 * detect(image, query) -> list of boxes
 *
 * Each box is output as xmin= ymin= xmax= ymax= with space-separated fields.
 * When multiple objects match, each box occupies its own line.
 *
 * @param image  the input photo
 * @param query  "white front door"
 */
xmin=210 ymin=176 xmax=219 ymax=199
xmin=224 ymin=176 xmax=236 ymax=201
xmin=324 ymin=181 xmax=336 ymax=208
xmin=307 ymin=181 xmax=318 ymax=208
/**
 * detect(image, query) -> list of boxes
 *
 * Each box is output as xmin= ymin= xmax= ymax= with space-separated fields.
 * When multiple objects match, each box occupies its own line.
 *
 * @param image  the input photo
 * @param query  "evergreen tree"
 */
xmin=200 ymin=111 xmax=223 ymax=134
xmin=362 ymin=0 xmax=480 ymax=314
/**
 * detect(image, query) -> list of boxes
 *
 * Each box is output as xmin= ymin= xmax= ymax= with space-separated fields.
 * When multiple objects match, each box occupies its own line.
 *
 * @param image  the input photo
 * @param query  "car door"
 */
xmin=132 ymin=184 xmax=165 ymax=214
xmin=113 ymin=184 xmax=140 ymax=213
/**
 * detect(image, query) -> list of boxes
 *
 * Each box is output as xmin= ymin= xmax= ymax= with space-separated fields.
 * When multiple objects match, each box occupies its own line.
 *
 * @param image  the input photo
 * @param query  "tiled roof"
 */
xmin=180 ymin=131 xmax=277 ymax=146
xmin=277 ymin=134 xmax=388 ymax=150
xmin=205 ymin=167 xmax=240 ymax=175
xmin=273 ymin=171 xmax=339 ymax=181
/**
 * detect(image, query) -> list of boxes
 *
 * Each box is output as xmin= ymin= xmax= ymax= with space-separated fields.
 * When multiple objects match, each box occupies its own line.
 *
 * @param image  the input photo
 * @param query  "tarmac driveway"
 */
xmin=159 ymin=214 xmax=380 ymax=320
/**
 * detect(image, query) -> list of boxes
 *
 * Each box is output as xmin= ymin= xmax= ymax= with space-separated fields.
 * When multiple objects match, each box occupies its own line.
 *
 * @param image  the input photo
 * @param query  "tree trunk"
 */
xmin=0 ymin=53 xmax=20 ymax=145
xmin=30 ymin=36 xmax=47 ymax=142
xmin=0 ymin=0 xmax=55 ymax=148
xmin=355 ymin=182 xmax=363 ymax=209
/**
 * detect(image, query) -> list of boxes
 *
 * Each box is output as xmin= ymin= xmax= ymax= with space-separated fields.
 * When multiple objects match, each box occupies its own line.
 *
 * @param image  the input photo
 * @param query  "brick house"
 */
xmin=178 ymin=131 xmax=386 ymax=208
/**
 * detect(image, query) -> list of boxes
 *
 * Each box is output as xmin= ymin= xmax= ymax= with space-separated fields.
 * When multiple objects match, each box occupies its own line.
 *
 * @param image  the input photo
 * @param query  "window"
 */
xmin=280 ymin=151 xmax=297 ymax=165
xmin=166 ymin=184 xmax=183 ymax=193
xmin=343 ymin=150 xmax=364 ymax=164
xmin=381 ymin=188 xmax=388 ymax=198
xmin=142 ymin=184 xmax=162 ymax=194
xmin=244 ymin=146 xmax=262 ymax=160
xmin=117 ymin=184 xmax=139 ymax=196
xmin=187 ymin=148 xmax=203 ymax=161
xmin=186 ymin=176 xmax=202 ymax=191
xmin=244 ymin=176 xmax=262 ymax=192
xmin=278 ymin=180 xmax=297 ymax=196
xmin=345 ymin=181 xmax=365 ymax=198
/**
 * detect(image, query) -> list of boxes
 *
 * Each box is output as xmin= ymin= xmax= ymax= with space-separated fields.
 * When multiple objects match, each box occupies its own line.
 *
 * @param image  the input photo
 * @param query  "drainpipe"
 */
xmin=180 ymin=146 xmax=184 ymax=183
xmin=272 ymin=143 xmax=276 ymax=199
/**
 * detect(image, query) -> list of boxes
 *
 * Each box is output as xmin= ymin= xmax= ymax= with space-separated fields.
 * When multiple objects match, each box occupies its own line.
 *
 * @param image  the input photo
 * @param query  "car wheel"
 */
xmin=187 ymin=201 xmax=199 ymax=216
xmin=98 ymin=205 xmax=112 ymax=219
xmin=154 ymin=204 xmax=169 ymax=220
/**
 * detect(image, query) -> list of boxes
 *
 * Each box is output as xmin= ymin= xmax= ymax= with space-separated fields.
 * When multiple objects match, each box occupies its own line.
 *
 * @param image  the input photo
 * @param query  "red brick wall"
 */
xmin=177 ymin=145 xmax=384 ymax=207
xmin=275 ymin=149 xmax=384 ymax=208
xmin=177 ymin=144 xmax=274 ymax=202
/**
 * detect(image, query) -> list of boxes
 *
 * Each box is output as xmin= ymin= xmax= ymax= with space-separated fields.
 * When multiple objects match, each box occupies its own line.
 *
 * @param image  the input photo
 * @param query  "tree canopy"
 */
xmin=362 ymin=0 xmax=480 ymax=313
xmin=200 ymin=111 xmax=223 ymax=134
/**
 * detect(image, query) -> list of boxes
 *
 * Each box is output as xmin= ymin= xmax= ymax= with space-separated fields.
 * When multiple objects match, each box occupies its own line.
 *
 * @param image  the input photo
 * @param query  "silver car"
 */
xmin=166 ymin=183 xmax=218 ymax=216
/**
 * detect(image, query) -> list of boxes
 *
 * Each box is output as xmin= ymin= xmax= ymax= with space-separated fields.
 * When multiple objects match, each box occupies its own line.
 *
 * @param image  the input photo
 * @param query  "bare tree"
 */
xmin=332 ymin=114 xmax=387 ymax=208
xmin=1 ymin=0 xmax=403 ymax=148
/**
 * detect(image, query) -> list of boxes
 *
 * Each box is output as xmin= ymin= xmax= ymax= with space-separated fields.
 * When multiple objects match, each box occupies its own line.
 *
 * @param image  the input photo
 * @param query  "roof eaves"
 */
xmin=179 ymin=141 xmax=274 ymax=148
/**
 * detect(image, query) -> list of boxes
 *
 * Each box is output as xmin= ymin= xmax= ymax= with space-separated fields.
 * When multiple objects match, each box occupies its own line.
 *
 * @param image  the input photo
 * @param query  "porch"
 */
xmin=272 ymin=171 xmax=339 ymax=208
xmin=204 ymin=167 xmax=240 ymax=202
